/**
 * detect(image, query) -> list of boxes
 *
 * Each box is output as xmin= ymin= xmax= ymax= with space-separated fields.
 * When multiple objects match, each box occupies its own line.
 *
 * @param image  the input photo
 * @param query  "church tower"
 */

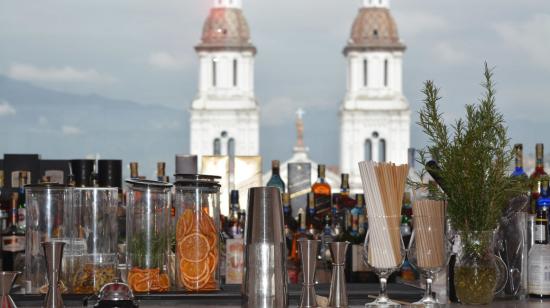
xmin=340 ymin=0 xmax=411 ymax=191
xmin=190 ymin=0 xmax=259 ymax=158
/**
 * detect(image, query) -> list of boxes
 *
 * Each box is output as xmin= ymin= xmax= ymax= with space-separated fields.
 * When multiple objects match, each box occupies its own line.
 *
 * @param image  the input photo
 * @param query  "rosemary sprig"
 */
xmin=414 ymin=63 xmax=527 ymax=233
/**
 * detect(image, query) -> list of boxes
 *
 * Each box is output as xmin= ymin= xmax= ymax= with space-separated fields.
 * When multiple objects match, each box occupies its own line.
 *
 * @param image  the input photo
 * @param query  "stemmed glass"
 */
xmin=363 ymin=215 xmax=406 ymax=307
xmin=407 ymin=215 xmax=449 ymax=307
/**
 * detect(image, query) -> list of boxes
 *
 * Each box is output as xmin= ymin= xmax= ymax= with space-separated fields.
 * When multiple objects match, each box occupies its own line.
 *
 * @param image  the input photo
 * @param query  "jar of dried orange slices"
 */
xmin=173 ymin=174 xmax=221 ymax=292
xmin=125 ymin=179 xmax=172 ymax=293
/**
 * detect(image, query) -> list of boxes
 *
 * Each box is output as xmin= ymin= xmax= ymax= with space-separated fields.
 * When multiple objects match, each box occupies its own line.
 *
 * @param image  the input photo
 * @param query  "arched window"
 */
xmin=365 ymin=139 xmax=373 ymax=161
xmin=379 ymin=139 xmax=386 ymax=162
xmin=228 ymin=138 xmax=235 ymax=158
xmin=212 ymin=58 xmax=218 ymax=87
xmin=213 ymin=138 xmax=221 ymax=155
xmin=384 ymin=59 xmax=388 ymax=87
xmin=363 ymin=59 xmax=368 ymax=87
xmin=233 ymin=59 xmax=238 ymax=87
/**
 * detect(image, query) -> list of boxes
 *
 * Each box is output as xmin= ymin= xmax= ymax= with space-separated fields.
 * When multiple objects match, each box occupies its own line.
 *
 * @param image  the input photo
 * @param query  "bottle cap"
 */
xmin=70 ymin=159 xmax=95 ymax=187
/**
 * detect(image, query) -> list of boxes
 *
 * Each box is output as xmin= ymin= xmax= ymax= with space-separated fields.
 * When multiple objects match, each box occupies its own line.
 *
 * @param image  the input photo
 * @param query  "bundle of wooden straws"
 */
xmin=358 ymin=161 xmax=408 ymax=268
xmin=412 ymin=199 xmax=446 ymax=269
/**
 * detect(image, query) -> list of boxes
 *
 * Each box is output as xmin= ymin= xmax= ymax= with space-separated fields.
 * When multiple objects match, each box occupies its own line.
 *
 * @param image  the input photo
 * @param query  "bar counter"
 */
xmin=11 ymin=283 xmax=550 ymax=307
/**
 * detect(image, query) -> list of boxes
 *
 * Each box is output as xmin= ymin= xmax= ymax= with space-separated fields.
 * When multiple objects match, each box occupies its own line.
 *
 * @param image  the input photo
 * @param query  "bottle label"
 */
xmin=352 ymin=245 xmax=369 ymax=272
xmin=528 ymin=246 xmax=550 ymax=295
xmin=225 ymin=238 xmax=244 ymax=284
xmin=314 ymin=194 xmax=332 ymax=217
xmin=535 ymin=224 xmax=547 ymax=242
xmin=18 ymin=208 xmax=26 ymax=227
xmin=2 ymin=235 xmax=25 ymax=252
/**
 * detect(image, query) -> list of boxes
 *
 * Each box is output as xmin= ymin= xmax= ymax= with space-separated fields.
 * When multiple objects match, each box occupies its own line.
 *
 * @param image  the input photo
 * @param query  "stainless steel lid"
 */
xmin=97 ymin=280 xmax=134 ymax=301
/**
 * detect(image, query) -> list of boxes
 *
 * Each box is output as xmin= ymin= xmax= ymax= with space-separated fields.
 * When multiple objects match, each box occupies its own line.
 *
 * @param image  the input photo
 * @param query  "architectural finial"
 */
xmin=295 ymin=108 xmax=306 ymax=149
xmin=363 ymin=0 xmax=389 ymax=8
xmin=213 ymin=0 xmax=242 ymax=9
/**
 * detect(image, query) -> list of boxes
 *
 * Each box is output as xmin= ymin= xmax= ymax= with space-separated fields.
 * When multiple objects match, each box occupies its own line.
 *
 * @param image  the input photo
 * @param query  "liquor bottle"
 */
xmin=356 ymin=194 xmax=367 ymax=237
xmin=306 ymin=193 xmax=320 ymax=235
xmin=289 ymin=208 xmax=308 ymax=283
xmin=331 ymin=193 xmax=342 ymax=229
xmin=312 ymin=165 xmax=332 ymax=221
xmin=511 ymin=144 xmax=528 ymax=178
xmin=339 ymin=173 xmax=356 ymax=209
xmin=316 ymin=214 xmax=333 ymax=284
xmin=17 ymin=171 xmax=27 ymax=232
xmin=267 ymin=160 xmax=285 ymax=193
xmin=1 ymin=193 xmax=25 ymax=271
xmin=130 ymin=162 xmax=140 ymax=180
xmin=530 ymin=144 xmax=547 ymax=213
xmin=282 ymin=193 xmax=298 ymax=233
xmin=225 ymin=190 xmax=244 ymax=284
xmin=528 ymin=179 xmax=550 ymax=298
xmin=535 ymin=178 xmax=550 ymax=245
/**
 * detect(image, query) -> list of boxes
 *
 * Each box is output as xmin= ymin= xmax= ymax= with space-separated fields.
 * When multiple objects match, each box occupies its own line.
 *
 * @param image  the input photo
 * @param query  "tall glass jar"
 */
xmin=25 ymin=184 xmax=73 ymax=294
xmin=68 ymin=187 xmax=119 ymax=294
xmin=173 ymin=174 xmax=221 ymax=292
xmin=125 ymin=179 xmax=172 ymax=293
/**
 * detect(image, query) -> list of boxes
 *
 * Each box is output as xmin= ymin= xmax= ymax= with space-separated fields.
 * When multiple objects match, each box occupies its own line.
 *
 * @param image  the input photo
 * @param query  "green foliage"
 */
xmin=415 ymin=63 xmax=526 ymax=232
xmin=129 ymin=231 xmax=167 ymax=269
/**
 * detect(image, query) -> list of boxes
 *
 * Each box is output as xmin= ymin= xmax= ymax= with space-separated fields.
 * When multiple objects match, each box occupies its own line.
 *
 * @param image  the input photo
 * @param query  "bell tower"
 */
xmin=339 ymin=0 xmax=411 ymax=191
xmin=190 ymin=0 xmax=259 ymax=158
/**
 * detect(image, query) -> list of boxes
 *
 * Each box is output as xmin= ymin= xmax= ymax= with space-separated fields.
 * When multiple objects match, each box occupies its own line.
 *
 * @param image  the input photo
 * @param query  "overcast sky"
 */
xmin=1 ymin=0 xmax=549 ymax=171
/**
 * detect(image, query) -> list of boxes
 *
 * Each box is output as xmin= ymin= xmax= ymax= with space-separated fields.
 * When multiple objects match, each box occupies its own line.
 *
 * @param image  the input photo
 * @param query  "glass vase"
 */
xmin=454 ymin=230 xmax=507 ymax=305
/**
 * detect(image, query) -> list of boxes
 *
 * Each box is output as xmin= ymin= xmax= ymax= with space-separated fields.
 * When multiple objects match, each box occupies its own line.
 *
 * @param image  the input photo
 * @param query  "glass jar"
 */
xmin=24 ymin=184 xmax=73 ymax=294
xmin=454 ymin=230 xmax=508 ymax=305
xmin=125 ymin=179 xmax=172 ymax=293
xmin=173 ymin=174 xmax=221 ymax=291
xmin=68 ymin=187 xmax=119 ymax=294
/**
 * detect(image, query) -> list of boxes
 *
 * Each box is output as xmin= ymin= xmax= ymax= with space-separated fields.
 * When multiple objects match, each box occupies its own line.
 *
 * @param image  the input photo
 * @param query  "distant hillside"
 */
xmin=0 ymin=75 xmax=188 ymax=178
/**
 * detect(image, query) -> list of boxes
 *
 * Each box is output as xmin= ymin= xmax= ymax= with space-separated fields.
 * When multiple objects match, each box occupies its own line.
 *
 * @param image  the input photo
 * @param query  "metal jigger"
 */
xmin=42 ymin=241 xmax=65 ymax=308
xmin=242 ymin=187 xmax=288 ymax=308
xmin=0 ymin=271 xmax=19 ymax=308
xmin=298 ymin=239 xmax=320 ymax=308
xmin=329 ymin=241 xmax=350 ymax=308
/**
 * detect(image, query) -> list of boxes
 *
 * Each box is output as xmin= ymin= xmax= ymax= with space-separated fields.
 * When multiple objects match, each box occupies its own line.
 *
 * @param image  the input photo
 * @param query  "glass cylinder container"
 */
xmin=68 ymin=187 xmax=118 ymax=294
xmin=125 ymin=179 xmax=172 ymax=293
xmin=173 ymin=174 xmax=221 ymax=292
xmin=24 ymin=184 xmax=73 ymax=294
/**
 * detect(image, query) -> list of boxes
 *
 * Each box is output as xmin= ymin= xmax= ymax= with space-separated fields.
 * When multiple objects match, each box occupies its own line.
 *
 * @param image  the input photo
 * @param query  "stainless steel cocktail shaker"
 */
xmin=242 ymin=187 xmax=288 ymax=308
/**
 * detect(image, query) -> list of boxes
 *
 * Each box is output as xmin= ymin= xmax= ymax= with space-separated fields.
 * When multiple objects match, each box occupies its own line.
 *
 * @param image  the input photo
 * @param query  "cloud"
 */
xmin=0 ymin=100 xmax=16 ymax=116
xmin=62 ymin=125 xmax=81 ymax=135
xmin=394 ymin=11 xmax=449 ymax=38
xmin=7 ymin=63 xmax=117 ymax=84
xmin=433 ymin=41 xmax=467 ymax=65
xmin=494 ymin=14 xmax=550 ymax=69
xmin=148 ymin=52 xmax=189 ymax=71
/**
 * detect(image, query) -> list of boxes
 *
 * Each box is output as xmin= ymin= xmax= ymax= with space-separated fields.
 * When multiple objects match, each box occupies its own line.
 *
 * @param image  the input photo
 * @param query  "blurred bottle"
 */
xmin=1 ymin=193 xmax=25 ymax=271
xmin=17 ymin=171 xmax=27 ymax=232
xmin=530 ymin=144 xmax=547 ymax=213
xmin=511 ymin=144 xmax=527 ymax=178
xmin=267 ymin=160 xmax=285 ymax=193
xmin=225 ymin=190 xmax=244 ymax=284
xmin=312 ymin=165 xmax=331 ymax=222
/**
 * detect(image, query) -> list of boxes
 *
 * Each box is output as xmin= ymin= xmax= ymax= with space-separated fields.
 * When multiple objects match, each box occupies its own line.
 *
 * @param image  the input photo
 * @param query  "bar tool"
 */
xmin=242 ymin=187 xmax=288 ymax=308
xmin=0 ymin=271 xmax=19 ymax=308
xmin=42 ymin=241 xmax=65 ymax=308
xmin=94 ymin=280 xmax=138 ymax=308
xmin=298 ymin=239 xmax=320 ymax=308
xmin=328 ymin=241 xmax=349 ymax=308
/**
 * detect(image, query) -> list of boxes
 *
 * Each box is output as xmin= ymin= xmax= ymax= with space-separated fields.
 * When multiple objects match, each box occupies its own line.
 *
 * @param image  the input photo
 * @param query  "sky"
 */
xmin=1 ymin=0 xmax=550 ymax=174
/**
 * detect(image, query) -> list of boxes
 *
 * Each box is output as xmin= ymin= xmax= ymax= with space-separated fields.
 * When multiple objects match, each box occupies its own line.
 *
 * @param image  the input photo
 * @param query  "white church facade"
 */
xmin=190 ymin=0 xmax=410 ymax=191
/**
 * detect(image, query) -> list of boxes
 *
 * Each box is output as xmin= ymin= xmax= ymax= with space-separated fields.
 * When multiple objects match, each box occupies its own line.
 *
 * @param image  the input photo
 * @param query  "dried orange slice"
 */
xmin=182 ymin=274 xmax=210 ymax=291
xmin=159 ymin=274 xmax=170 ymax=290
xmin=180 ymin=260 xmax=209 ymax=281
xmin=133 ymin=280 xmax=149 ymax=292
xmin=179 ymin=233 xmax=210 ymax=262
xmin=206 ymin=252 xmax=218 ymax=275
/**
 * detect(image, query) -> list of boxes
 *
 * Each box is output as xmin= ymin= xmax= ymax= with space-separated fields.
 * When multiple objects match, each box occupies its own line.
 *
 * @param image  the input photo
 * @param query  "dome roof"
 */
xmin=196 ymin=8 xmax=256 ymax=53
xmin=344 ymin=7 xmax=405 ymax=54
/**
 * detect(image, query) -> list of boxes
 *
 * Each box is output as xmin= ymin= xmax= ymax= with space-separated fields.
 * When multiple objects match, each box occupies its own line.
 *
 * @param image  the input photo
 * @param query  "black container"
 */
xmin=98 ymin=160 xmax=122 ymax=189
xmin=70 ymin=160 xmax=95 ymax=187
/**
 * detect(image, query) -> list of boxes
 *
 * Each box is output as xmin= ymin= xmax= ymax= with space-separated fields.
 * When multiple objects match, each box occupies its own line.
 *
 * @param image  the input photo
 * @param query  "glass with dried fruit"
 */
xmin=173 ymin=174 xmax=221 ymax=292
xmin=126 ymin=179 xmax=172 ymax=293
